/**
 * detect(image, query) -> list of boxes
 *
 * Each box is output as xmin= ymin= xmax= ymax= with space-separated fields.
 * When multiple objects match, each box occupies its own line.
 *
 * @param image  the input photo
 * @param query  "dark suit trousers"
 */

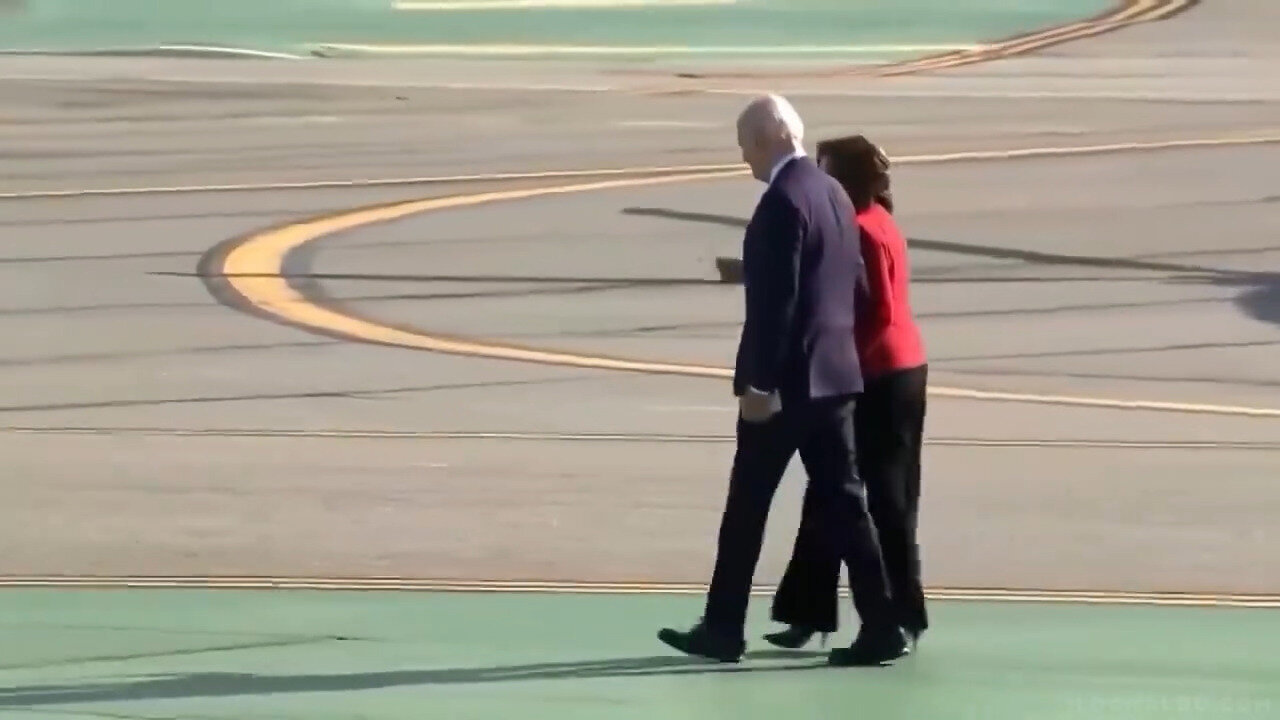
xmin=770 ymin=364 xmax=929 ymax=633
xmin=702 ymin=394 xmax=894 ymax=638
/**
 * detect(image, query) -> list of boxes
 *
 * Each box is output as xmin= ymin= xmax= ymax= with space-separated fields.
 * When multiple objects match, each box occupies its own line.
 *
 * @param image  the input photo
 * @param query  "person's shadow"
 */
xmin=0 ymin=650 xmax=838 ymax=707
xmin=621 ymin=206 xmax=1280 ymax=331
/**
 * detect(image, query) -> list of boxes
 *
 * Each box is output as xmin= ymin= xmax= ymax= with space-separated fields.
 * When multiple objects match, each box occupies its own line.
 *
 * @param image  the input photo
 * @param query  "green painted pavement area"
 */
xmin=1 ymin=589 xmax=1276 ymax=719
xmin=0 ymin=0 xmax=1114 ymax=62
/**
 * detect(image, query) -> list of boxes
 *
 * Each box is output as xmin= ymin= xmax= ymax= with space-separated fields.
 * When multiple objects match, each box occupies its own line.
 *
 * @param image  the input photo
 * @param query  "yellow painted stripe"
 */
xmin=927 ymin=387 xmax=1280 ymax=418
xmin=224 ymin=168 xmax=746 ymax=376
xmin=220 ymin=135 xmax=1280 ymax=420
xmin=1 ymin=576 xmax=1276 ymax=607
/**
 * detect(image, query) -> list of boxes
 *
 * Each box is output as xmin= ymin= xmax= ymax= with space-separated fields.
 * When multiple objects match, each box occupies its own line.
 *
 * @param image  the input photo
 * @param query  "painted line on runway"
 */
xmin=4 ymin=426 xmax=1280 ymax=450
xmin=211 ymin=134 xmax=1280 ymax=420
xmin=919 ymin=387 xmax=1280 ymax=418
xmin=879 ymin=0 xmax=1197 ymax=76
xmin=369 ymin=1 xmax=1193 ymax=78
xmin=702 ymin=89 xmax=1272 ymax=102
xmin=7 ymin=131 xmax=1278 ymax=200
xmin=1 ymin=576 xmax=1276 ymax=607
xmin=657 ymin=0 xmax=1196 ymax=80
xmin=0 ymin=0 xmax=1198 ymax=111
xmin=926 ymin=438 xmax=1280 ymax=450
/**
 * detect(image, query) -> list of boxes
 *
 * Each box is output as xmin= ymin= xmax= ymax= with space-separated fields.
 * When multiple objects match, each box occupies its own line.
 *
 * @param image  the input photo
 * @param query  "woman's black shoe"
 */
xmin=762 ymin=625 xmax=829 ymax=650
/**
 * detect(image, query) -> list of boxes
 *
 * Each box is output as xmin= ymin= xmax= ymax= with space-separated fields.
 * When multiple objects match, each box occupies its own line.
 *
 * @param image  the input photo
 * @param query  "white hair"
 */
xmin=739 ymin=93 xmax=805 ymax=147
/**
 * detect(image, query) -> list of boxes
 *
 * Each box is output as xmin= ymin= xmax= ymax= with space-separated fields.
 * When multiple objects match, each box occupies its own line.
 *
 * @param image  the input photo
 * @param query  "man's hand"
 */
xmin=739 ymin=387 xmax=781 ymax=423
xmin=715 ymin=256 xmax=744 ymax=285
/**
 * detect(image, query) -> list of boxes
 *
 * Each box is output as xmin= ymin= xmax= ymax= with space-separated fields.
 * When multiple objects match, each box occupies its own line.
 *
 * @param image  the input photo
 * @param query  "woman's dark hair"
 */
xmin=815 ymin=134 xmax=893 ymax=213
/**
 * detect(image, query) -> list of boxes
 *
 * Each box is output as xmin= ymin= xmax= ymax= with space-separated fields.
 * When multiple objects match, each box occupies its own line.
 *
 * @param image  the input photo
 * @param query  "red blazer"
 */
xmin=854 ymin=202 xmax=927 ymax=378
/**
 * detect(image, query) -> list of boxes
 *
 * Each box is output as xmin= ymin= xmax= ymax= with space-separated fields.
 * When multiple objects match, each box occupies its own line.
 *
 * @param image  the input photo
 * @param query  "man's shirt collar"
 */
xmin=767 ymin=148 xmax=806 ymax=186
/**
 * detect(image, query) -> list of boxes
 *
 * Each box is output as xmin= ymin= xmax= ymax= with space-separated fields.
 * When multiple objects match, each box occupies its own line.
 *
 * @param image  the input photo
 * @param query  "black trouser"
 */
xmin=702 ymin=393 xmax=895 ymax=639
xmin=770 ymin=364 xmax=928 ymax=634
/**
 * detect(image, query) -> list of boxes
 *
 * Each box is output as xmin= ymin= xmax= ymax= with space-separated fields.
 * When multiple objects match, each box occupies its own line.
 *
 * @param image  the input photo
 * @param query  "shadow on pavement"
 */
xmin=0 ymin=650 xmax=834 ymax=706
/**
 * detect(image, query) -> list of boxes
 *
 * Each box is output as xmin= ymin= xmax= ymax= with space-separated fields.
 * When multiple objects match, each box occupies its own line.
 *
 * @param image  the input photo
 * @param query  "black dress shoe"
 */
xmin=762 ymin=625 xmax=830 ymax=650
xmin=827 ymin=625 xmax=910 ymax=667
xmin=657 ymin=622 xmax=745 ymax=663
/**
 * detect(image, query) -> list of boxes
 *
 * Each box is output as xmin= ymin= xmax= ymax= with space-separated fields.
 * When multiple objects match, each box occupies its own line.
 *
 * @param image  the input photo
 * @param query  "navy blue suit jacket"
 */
xmin=732 ymin=155 xmax=866 ymax=401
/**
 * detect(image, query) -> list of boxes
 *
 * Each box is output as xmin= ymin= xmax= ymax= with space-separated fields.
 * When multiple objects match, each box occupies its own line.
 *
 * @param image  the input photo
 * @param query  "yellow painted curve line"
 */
xmin=879 ymin=0 xmax=1197 ymax=76
xmin=225 ymin=169 xmax=746 ymax=378
xmin=2 ymin=576 xmax=1277 ymax=607
xmin=221 ymin=135 xmax=1280 ymax=419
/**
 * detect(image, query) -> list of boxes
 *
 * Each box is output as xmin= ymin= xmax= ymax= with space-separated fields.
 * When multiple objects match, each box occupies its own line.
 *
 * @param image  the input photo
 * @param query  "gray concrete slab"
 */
xmin=1 ymin=77 xmax=1276 ymax=194
xmin=2 ymin=432 xmax=1277 ymax=594
xmin=0 ymin=0 xmax=1276 ymax=595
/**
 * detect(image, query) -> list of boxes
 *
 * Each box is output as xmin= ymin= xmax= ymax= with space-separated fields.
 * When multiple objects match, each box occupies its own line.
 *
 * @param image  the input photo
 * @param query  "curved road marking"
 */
xmin=217 ymin=135 xmax=1280 ymax=419
xmin=1 ymin=576 xmax=1276 ymax=607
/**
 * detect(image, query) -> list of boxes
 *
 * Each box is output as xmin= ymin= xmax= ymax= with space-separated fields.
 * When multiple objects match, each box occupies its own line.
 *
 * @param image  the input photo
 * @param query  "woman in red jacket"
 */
xmin=765 ymin=135 xmax=930 ymax=652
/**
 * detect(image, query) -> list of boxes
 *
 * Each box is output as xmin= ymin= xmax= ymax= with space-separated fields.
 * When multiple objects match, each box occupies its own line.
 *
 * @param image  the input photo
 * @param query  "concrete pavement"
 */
xmin=0 ymin=0 xmax=1277 ymax=590
xmin=0 ymin=0 xmax=1277 ymax=716
xmin=2 ymin=79 xmax=1276 ymax=195
xmin=5 ymin=145 xmax=1279 ymax=590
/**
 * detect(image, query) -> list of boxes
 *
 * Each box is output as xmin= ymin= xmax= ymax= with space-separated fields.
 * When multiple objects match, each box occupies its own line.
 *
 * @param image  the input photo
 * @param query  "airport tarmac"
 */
xmin=0 ymin=1 xmax=1277 ymax=717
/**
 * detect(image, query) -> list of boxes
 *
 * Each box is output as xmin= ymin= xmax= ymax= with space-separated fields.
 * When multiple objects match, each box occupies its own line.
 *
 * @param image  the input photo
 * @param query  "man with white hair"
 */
xmin=657 ymin=95 xmax=909 ymax=667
